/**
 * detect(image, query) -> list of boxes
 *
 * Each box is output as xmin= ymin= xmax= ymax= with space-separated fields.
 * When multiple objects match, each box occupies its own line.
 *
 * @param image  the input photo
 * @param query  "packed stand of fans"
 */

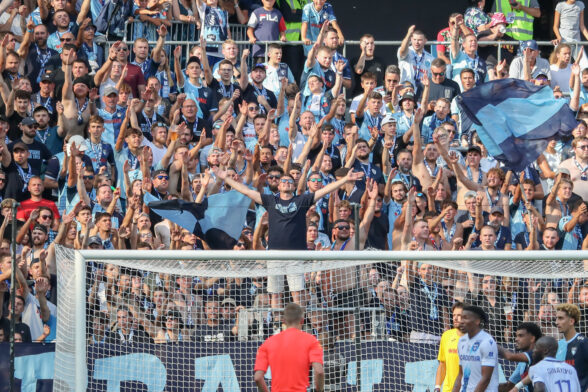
xmin=0 ymin=0 xmax=588 ymax=347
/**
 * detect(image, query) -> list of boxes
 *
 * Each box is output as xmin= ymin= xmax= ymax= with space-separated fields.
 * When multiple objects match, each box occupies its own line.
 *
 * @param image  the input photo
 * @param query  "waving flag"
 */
xmin=144 ymin=191 xmax=251 ymax=249
xmin=456 ymin=78 xmax=577 ymax=171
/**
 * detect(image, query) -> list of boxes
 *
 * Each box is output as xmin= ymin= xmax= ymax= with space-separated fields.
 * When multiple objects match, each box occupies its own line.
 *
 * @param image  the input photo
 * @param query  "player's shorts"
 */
xmin=266 ymin=261 xmax=305 ymax=293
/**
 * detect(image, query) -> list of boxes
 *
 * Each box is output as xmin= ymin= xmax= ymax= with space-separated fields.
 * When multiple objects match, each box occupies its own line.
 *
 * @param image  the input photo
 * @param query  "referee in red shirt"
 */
xmin=254 ymin=303 xmax=325 ymax=392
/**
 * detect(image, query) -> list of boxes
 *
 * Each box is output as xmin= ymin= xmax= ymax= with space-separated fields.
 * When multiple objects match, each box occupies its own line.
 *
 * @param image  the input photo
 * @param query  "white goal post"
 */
xmin=53 ymin=248 xmax=588 ymax=392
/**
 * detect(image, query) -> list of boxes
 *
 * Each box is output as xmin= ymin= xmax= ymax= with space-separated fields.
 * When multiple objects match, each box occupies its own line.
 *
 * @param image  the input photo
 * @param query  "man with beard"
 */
xmin=242 ymin=62 xmax=277 ymax=115
xmin=33 ymin=105 xmax=62 ymax=156
xmin=445 ymin=145 xmax=486 ymax=210
xmin=214 ymin=164 xmax=363 ymax=310
xmin=61 ymin=50 xmax=96 ymax=137
xmin=97 ymin=86 xmax=125 ymax=146
xmin=31 ymin=72 xmax=57 ymax=124
xmin=540 ymin=227 xmax=560 ymax=251
xmin=142 ymin=122 xmax=168 ymax=165
xmin=4 ymin=142 xmax=36 ymax=202
xmin=529 ymin=336 xmax=581 ymax=392
xmin=395 ymin=149 xmax=422 ymax=192
xmin=29 ymin=224 xmax=49 ymax=261
xmin=23 ymin=24 xmax=58 ymax=93
xmin=322 ymin=28 xmax=351 ymax=90
xmin=346 ymin=138 xmax=384 ymax=192
xmin=8 ymin=117 xmax=51 ymax=174
xmin=498 ymin=322 xmax=542 ymax=392
xmin=413 ymin=123 xmax=446 ymax=190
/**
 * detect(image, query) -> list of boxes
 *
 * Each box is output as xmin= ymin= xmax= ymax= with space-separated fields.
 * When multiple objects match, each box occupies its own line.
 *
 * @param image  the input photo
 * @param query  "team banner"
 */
xmin=0 ymin=342 xmax=514 ymax=391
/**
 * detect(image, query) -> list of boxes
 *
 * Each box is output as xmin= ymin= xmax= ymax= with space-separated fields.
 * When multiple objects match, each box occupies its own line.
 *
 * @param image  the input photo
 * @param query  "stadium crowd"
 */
xmin=1 ymin=0 xmax=588 ymax=368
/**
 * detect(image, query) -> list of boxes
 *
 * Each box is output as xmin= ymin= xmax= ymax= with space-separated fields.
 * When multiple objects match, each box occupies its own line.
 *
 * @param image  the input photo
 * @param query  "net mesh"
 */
xmin=53 ymin=246 xmax=588 ymax=391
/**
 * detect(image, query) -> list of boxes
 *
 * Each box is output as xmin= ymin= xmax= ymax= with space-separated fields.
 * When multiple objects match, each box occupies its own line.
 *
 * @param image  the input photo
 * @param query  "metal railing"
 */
xmin=114 ymin=20 xmax=583 ymax=64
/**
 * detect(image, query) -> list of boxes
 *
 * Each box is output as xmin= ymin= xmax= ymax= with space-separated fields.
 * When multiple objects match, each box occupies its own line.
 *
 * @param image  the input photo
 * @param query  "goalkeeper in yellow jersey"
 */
xmin=435 ymin=302 xmax=464 ymax=392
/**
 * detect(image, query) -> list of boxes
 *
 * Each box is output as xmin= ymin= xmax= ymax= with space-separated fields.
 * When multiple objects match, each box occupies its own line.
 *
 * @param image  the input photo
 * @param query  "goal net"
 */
xmin=53 ymin=246 xmax=588 ymax=391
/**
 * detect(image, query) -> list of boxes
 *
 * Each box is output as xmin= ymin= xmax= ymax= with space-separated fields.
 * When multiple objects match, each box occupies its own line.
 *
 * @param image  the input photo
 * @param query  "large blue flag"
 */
xmin=456 ymin=78 xmax=577 ymax=171
xmin=144 ymin=191 xmax=251 ymax=249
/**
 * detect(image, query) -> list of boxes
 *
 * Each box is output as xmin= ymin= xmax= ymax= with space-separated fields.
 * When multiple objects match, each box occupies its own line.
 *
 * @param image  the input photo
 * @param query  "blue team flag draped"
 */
xmin=456 ymin=78 xmax=577 ymax=171
xmin=144 ymin=191 xmax=251 ymax=249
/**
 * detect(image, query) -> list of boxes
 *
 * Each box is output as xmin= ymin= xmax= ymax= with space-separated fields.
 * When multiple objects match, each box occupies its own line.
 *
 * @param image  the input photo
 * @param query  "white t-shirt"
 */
xmin=397 ymin=46 xmax=434 ymax=86
xmin=22 ymin=292 xmax=57 ymax=339
xmin=457 ymin=329 xmax=499 ymax=392
xmin=529 ymin=357 xmax=581 ymax=392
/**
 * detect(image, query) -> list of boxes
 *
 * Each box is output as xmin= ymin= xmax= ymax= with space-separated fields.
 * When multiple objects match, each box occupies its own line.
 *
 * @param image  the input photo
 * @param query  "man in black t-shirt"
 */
xmin=351 ymin=34 xmax=385 ymax=96
xmin=420 ymin=58 xmax=460 ymax=103
xmin=213 ymin=165 xmax=363 ymax=308
xmin=194 ymin=298 xmax=236 ymax=342
xmin=8 ymin=117 xmax=51 ymax=174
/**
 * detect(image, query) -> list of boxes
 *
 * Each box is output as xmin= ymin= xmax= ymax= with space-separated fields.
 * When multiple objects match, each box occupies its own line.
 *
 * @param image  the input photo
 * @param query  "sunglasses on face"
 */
xmin=83 ymin=175 xmax=94 ymax=180
xmin=432 ymin=72 xmax=445 ymax=77
xmin=236 ymin=242 xmax=245 ymax=247
xmin=309 ymin=178 xmax=322 ymax=183
xmin=156 ymin=175 xmax=169 ymax=180
xmin=40 ymin=215 xmax=52 ymax=220
xmin=60 ymin=37 xmax=73 ymax=42
xmin=268 ymin=175 xmax=281 ymax=180
xmin=336 ymin=225 xmax=350 ymax=230
xmin=280 ymin=178 xmax=294 ymax=184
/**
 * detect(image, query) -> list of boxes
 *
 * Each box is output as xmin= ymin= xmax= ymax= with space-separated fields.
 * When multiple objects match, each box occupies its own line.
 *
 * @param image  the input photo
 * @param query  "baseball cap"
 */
xmin=152 ymin=169 xmax=168 ymax=178
xmin=103 ymin=86 xmax=118 ymax=96
xmin=490 ymin=206 xmax=504 ymax=215
xmin=399 ymin=91 xmax=416 ymax=103
xmin=382 ymin=115 xmax=397 ymax=126
xmin=556 ymin=167 xmax=571 ymax=176
xmin=252 ymin=63 xmax=266 ymax=71
xmin=67 ymin=135 xmax=88 ymax=155
xmin=489 ymin=13 xmax=507 ymax=27
xmin=12 ymin=141 xmax=29 ymax=151
xmin=520 ymin=40 xmax=538 ymax=51
xmin=32 ymin=224 xmax=48 ymax=234
xmin=20 ymin=117 xmax=37 ymax=126
xmin=40 ymin=72 xmax=53 ymax=83
xmin=87 ymin=235 xmax=103 ymax=247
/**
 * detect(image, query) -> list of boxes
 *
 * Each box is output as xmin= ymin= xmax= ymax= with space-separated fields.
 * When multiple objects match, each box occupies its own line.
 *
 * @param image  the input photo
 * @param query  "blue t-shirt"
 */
xmin=181 ymin=80 xmax=219 ymax=121
xmin=559 ymin=215 xmax=583 ymax=250
xmin=200 ymin=5 xmax=229 ymax=54
xmin=301 ymin=2 xmax=337 ymax=55
xmin=35 ymin=126 xmax=63 ymax=156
